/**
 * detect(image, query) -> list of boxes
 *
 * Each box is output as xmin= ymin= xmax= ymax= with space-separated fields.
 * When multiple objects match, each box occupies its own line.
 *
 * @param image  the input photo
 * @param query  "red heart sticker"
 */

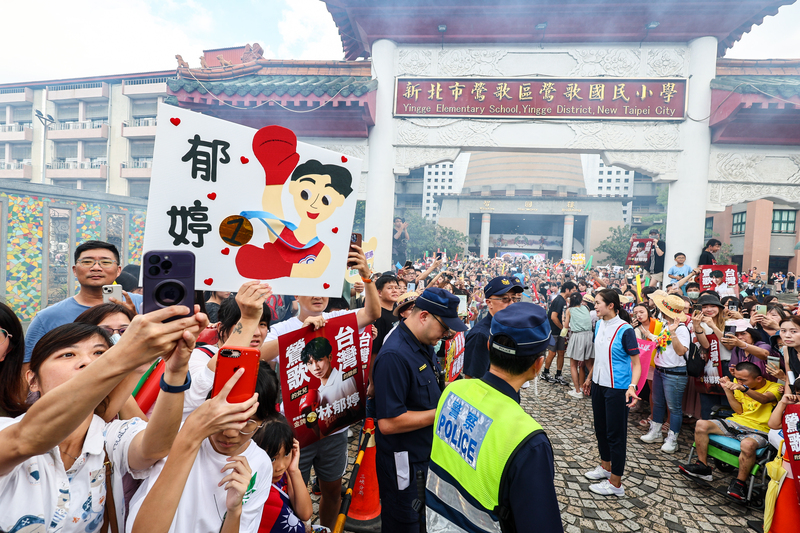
xmin=341 ymin=156 xmax=348 ymax=163
xmin=221 ymin=248 xmax=230 ymax=255
xmin=323 ymin=283 xmax=330 ymax=289
xmin=332 ymin=227 xmax=339 ymax=234
xmin=170 ymin=117 xmax=181 ymax=126
xmin=207 ymin=192 xmax=217 ymax=200
xmin=204 ymin=278 xmax=213 ymax=285
xmin=240 ymin=156 xmax=249 ymax=164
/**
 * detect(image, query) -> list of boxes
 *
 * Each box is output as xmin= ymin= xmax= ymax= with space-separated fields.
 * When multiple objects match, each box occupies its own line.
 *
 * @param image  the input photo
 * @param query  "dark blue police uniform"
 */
xmin=481 ymin=372 xmax=563 ymax=532
xmin=463 ymin=313 xmax=492 ymax=379
xmin=373 ymin=320 xmax=442 ymax=532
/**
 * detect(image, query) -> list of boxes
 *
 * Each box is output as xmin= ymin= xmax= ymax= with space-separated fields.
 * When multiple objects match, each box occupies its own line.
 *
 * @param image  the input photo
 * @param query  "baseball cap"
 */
xmin=489 ymin=302 xmax=551 ymax=356
xmin=484 ymin=276 xmax=524 ymax=299
xmin=414 ymin=288 xmax=468 ymax=332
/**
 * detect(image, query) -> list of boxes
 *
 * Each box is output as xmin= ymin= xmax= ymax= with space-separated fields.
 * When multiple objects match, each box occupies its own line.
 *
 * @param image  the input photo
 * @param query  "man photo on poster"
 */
xmin=300 ymin=337 xmax=360 ymax=433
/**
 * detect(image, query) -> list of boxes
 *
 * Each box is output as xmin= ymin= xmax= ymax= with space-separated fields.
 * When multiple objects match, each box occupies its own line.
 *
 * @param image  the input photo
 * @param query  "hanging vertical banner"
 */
xmin=279 ymin=314 xmax=366 ymax=448
xmin=358 ymin=327 xmax=373 ymax=384
xmin=143 ymin=102 xmax=363 ymax=296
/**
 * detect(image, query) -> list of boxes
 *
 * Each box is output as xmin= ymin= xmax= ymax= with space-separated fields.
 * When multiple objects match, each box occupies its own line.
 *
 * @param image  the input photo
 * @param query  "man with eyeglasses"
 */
xmin=24 ymin=240 xmax=142 ymax=365
xmin=463 ymin=276 xmax=524 ymax=380
xmin=372 ymin=288 xmax=467 ymax=533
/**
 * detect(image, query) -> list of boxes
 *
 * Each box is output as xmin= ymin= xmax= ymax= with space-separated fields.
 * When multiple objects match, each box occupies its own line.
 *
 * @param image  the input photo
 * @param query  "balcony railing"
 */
xmin=123 ymin=77 xmax=174 ymax=86
xmin=124 ymin=117 xmax=157 ymax=127
xmin=49 ymin=120 xmax=108 ymax=130
xmin=0 ymin=88 xmax=25 ymax=94
xmin=0 ymin=162 xmax=30 ymax=170
xmin=122 ymin=160 xmax=153 ymax=168
xmin=47 ymin=161 xmax=107 ymax=170
xmin=47 ymin=82 xmax=103 ymax=91
xmin=0 ymin=123 xmax=31 ymax=132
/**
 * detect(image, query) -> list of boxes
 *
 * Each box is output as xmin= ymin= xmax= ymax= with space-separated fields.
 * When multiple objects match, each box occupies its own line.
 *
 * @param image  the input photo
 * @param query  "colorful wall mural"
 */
xmin=1 ymin=185 xmax=146 ymax=323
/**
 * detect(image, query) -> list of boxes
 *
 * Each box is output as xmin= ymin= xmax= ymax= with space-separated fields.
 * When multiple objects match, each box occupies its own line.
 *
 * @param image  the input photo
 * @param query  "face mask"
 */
xmin=687 ymin=292 xmax=700 ymax=299
xmin=110 ymin=333 xmax=121 ymax=345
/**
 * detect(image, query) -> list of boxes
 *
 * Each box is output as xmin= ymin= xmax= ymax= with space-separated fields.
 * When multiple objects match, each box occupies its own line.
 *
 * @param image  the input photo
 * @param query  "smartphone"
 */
xmin=142 ymin=250 xmax=195 ymax=322
xmin=102 ymin=284 xmax=123 ymax=304
xmin=404 ymin=260 xmax=413 ymax=269
xmin=407 ymin=282 xmax=416 ymax=292
xmin=348 ymin=233 xmax=362 ymax=268
xmin=418 ymin=280 xmax=425 ymax=290
xmin=723 ymin=324 xmax=736 ymax=336
xmin=436 ymin=252 xmax=443 ymax=260
xmin=212 ymin=347 xmax=260 ymax=403
xmin=727 ymin=302 xmax=739 ymax=312
xmin=767 ymin=354 xmax=781 ymax=369
xmin=756 ymin=304 xmax=767 ymax=315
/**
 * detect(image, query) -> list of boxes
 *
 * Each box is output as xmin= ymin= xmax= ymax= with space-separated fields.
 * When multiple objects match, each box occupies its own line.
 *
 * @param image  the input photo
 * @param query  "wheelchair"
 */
xmin=683 ymin=407 xmax=776 ymax=510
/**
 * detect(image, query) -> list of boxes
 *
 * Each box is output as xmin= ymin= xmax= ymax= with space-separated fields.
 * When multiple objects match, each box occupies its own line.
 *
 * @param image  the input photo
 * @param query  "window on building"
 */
xmin=607 ymin=171 xmax=612 ymax=175
xmin=131 ymin=98 xmax=157 ymax=118
xmin=606 ymin=186 xmax=611 ymax=190
xmin=599 ymin=162 xmax=604 ymax=167
xmin=131 ymin=141 xmax=155 ymax=165
xmin=449 ymin=164 xmax=453 ymax=168
xmin=427 ymin=186 xmax=431 ymax=189
xmin=435 ymin=172 xmax=438 ymax=175
xmin=624 ymin=179 xmax=629 ymax=183
xmin=57 ymin=103 xmax=79 ymax=122
xmin=12 ymin=106 xmax=32 ymax=124
xmin=448 ymin=186 xmax=452 ymax=189
xmin=622 ymin=209 xmax=627 ymax=214
xmin=426 ymin=192 xmax=431 ymax=196
xmin=435 ymin=164 xmax=439 ymax=168
xmin=84 ymin=142 xmax=107 ymax=165
xmin=624 ymin=186 xmax=628 ymax=191
xmin=85 ymin=103 xmax=108 ymax=122
xmin=615 ymin=187 xmax=620 ymax=190
xmin=615 ymin=179 xmax=620 ymax=182
xmin=449 ymin=178 xmax=453 ymax=182
xmin=11 ymin=143 xmax=31 ymax=162
xmin=625 ymin=171 xmax=630 ymax=175
xmin=731 ymin=212 xmax=746 ymax=235
xmin=616 ymin=171 xmax=621 ymax=175
xmin=434 ymin=178 xmax=438 ymax=182
xmin=427 ymin=171 xmax=432 ymax=175
xmin=772 ymin=210 xmax=796 ymax=233
xmin=55 ymin=142 xmax=78 ymax=162
xmin=426 ymin=199 xmax=430 ymax=203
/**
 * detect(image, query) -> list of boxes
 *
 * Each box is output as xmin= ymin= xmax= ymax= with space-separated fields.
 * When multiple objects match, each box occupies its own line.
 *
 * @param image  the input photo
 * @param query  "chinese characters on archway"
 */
xmin=395 ymin=78 xmax=686 ymax=120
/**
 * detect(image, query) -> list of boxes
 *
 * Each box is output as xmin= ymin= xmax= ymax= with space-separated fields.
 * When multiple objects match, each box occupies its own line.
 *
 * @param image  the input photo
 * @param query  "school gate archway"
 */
xmin=326 ymin=0 xmax=800 ymax=270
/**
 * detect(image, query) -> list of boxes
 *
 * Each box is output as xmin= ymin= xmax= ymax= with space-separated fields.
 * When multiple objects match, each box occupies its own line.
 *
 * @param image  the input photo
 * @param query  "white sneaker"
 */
xmin=567 ymin=389 xmax=584 ymax=399
xmin=584 ymin=465 xmax=612 ymax=480
xmin=589 ymin=479 xmax=625 ymax=497
xmin=640 ymin=421 xmax=663 ymax=443
xmin=661 ymin=430 xmax=679 ymax=454
xmin=521 ymin=381 xmax=530 ymax=389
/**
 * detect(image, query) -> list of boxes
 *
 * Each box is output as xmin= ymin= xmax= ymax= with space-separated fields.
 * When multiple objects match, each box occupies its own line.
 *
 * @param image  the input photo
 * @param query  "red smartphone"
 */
xmin=212 ymin=346 xmax=260 ymax=403
xmin=348 ymin=233 xmax=362 ymax=267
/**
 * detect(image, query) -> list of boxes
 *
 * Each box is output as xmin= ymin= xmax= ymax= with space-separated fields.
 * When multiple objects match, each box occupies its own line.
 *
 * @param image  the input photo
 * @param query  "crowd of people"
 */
xmin=2 ymin=237 xmax=800 ymax=533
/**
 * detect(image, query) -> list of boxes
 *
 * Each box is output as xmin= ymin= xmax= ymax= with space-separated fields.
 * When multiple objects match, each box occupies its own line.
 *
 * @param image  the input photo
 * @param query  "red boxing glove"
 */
xmin=252 ymin=125 xmax=300 ymax=186
xmin=299 ymin=388 xmax=321 ymax=428
xmin=235 ymin=243 xmax=293 ymax=279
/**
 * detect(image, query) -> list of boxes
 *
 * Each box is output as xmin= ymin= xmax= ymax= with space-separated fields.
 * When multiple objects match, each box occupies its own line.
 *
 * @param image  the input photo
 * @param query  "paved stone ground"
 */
xmin=306 ymin=374 xmax=765 ymax=532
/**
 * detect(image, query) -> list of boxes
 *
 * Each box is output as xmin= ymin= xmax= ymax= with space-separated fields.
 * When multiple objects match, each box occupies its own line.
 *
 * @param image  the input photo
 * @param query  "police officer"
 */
xmin=426 ymin=302 xmax=563 ymax=533
xmin=373 ymin=288 xmax=468 ymax=533
xmin=463 ymin=276 xmax=524 ymax=379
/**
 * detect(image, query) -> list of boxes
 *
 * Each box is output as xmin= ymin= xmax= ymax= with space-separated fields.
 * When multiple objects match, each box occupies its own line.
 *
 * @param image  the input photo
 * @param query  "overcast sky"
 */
xmin=2 ymin=0 xmax=798 ymax=84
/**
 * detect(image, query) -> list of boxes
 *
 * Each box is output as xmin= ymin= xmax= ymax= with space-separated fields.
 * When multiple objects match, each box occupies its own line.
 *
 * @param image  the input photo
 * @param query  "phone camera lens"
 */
xmin=155 ymin=282 xmax=185 ymax=307
xmin=161 ymin=260 xmax=173 ymax=271
xmin=148 ymin=255 xmax=160 ymax=265
xmin=149 ymin=265 xmax=161 ymax=276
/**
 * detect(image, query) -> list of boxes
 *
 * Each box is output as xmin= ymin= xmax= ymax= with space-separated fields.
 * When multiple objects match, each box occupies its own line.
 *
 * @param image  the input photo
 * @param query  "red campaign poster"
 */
xmin=624 ymin=239 xmax=653 ymax=267
xmin=444 ymin=332 xmax=465 ymax=382
xmin=279 ymin=314 xmax=366 ymax=448
xmin=358 ymin=327 xmax=373 ymax=384
xmin=698 ymin=265 xmax=739 ymax=298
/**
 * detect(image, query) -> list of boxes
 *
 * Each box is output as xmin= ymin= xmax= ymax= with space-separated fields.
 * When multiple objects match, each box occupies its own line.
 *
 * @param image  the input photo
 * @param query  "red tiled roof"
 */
xmin=716 ymin=58 xmax=800 ymax=76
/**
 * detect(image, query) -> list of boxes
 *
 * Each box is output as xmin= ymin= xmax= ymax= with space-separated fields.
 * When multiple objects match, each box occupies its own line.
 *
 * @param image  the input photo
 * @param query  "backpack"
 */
xmin=681 ymin=326 xmax=704 ymax=377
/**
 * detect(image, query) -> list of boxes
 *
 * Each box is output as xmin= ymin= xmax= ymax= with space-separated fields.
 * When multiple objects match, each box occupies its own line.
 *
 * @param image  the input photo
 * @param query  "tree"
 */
xmin=404 ymin=211 xmax=468 ymax=260
xmin=640 ymin=183 xmax=668 ymax=236
xmin=596 ymin=224 xmax=634 ymax=265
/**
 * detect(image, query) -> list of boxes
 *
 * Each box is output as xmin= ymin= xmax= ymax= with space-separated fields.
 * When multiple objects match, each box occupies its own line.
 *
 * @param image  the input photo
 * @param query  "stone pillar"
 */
xmin=364 ymin=39 xmax=397 ymax=270
xmin=743 ymin=199 xmax=773 ymax=272
xmin=480 ymin=213 xmax=491 ymax=258
xmin=665 ymin=36 xmax=717 ymax=267
xmin=562 ymin=214 xmax=574 ymax=261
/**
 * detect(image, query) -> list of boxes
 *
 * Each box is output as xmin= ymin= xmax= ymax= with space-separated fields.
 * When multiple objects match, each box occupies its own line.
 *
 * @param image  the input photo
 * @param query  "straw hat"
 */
xmin=647 ymin=289 xmax=668 ymax=300
xmin=582 ymin=293 xmax=595 ymax=304
xmin=651 ymin=293 xmax=687 ymax=322
xmin=393 ymin=291 xmax=419 ymax=317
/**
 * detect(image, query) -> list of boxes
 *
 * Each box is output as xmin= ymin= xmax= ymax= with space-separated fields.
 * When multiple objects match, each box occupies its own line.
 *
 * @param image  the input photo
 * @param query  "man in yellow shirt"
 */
xmin=680 ymin=361 xmax=781 ymax=500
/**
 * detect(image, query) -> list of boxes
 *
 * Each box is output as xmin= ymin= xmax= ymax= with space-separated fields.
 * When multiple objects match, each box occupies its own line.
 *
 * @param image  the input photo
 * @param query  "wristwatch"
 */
xmin=740 ymin=384 xmax=750 ymax=393
xmin=160 ymin=371 xmax=192 ymax=393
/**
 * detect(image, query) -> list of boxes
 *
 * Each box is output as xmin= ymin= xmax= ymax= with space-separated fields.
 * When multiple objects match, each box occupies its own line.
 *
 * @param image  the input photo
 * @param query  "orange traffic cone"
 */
xmin=345 ymin=419 xmax=381 ymax=532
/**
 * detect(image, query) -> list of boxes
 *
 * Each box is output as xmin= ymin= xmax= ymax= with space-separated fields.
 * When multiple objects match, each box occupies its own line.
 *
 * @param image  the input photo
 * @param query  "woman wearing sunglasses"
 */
xmin=0 ymin=302 xmax=25 ymax=418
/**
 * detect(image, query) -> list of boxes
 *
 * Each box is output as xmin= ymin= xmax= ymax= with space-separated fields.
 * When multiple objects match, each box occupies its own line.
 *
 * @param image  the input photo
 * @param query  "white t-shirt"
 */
xmin=714 ymin=282 xmax=736 ymax=298
xmin=183 ymin=345 xmax=219 ymax=421
xmin=0 ymin=415 xmax=150 ymax=533
xmin=126 ymin=439 xmax=271 ymax=533
xmin=654 ymin=324 xmax=690 ymax=369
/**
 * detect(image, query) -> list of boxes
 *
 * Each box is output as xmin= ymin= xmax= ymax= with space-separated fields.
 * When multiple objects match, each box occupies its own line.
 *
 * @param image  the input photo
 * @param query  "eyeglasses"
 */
xmin=240 ymin=419 xmax=264 ymax=435
xmin=489 ymin=295 xmax=522 ymax=304
xmin=77 ymin=259 xmax=118 ymax=268
xmin=100 ymin=326 xmax=128 ymax=336
xmin=430 ymin=314 xmax=455 ymax=340
xmin=0 ymin=329 xmax=11 ymax=342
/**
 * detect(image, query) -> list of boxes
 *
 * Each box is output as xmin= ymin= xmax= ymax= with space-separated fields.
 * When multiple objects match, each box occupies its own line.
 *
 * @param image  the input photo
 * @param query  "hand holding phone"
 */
xmin=102 ymin=284 xmax=123 ymax=304
xmin=142 ymin=251 xmax=196 ymax=322
xmin=348 ymin=233 xmax=362 ymax=268
xmin=212 ymin=347 xmax=260 ymax=403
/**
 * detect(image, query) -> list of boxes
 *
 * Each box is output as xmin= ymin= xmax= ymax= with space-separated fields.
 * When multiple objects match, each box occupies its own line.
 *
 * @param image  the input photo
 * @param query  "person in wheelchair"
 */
xmin=680 ymin=361 xmax=782 ymax=500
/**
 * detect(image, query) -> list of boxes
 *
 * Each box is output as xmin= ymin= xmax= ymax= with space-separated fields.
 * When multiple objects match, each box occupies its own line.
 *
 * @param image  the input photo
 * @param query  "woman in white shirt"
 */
xmin=0 ymin=306 xmax=206 ymax=533
xmin=641 ymin=294 xmax=690 ymax=454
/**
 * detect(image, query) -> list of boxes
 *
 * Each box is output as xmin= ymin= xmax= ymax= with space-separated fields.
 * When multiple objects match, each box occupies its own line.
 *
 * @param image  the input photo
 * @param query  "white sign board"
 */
xmin=143 ymin=103 xmax=363 ymax=296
